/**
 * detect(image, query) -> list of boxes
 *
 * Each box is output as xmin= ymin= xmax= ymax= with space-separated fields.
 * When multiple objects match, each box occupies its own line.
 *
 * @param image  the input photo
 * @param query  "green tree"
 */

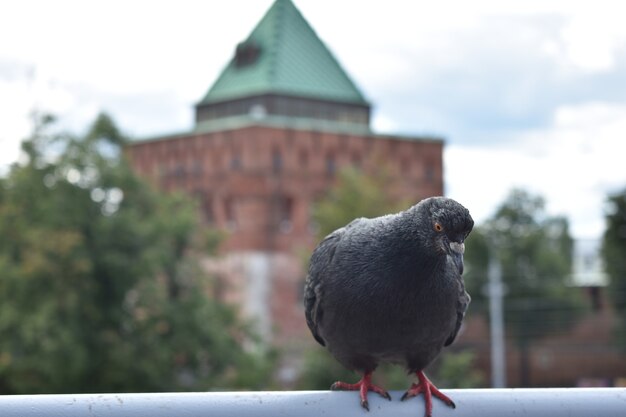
xmin=299 ymin=167 xmax=484 ymax=389
xmin=464 ymin=189 xmax=585 ymax=386
xmin=312 ymin=166 xmax=409 ymax=239
xmin=0 ymin=113 xmax=272 ymax=394
xmin=602 ymin=188 xmax=626 ymax=350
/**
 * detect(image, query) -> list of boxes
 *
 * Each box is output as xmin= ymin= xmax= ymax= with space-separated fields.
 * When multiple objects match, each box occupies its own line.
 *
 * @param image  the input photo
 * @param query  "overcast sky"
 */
xmin=1 ymin=0 xmax=626 ymax=240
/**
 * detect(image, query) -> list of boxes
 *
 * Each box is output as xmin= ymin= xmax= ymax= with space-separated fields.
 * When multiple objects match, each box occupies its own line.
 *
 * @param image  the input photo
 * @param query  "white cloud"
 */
xmin=557 ymin=3 xmax=626 ymax=72
xmin=445 ymin=101 xmax=626 ymax=239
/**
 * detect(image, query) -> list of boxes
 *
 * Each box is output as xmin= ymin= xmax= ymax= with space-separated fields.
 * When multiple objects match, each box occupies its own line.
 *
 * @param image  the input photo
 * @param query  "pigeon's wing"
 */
xmin=444 ymin=289 xmax=471 ymax=347
xmin=304 ymin=227 xmax=346 ymax=347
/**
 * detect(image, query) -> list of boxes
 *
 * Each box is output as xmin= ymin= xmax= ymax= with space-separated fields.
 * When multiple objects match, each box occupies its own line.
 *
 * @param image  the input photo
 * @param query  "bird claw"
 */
xmin=403 ymin=371 xmax=455 ymax=417
xmin=400 ymin=389 xmax=415 ymax=402
xmin=330 ymin=372 xmax=390 ymax=411
xmin=361 ymin=399 xmax=369 ymax=411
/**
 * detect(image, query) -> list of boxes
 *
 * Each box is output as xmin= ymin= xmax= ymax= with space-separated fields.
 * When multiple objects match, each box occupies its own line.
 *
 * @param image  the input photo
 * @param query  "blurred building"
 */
xmin=571 ymin=239 xmax=608 ymax=287
xmin=456 ymin=288 xmax=626 ymax=388
xmin=455 ymin=238 xmax=626 ymax=388
xmin=127 ymin=0 xmax=443 ymax=349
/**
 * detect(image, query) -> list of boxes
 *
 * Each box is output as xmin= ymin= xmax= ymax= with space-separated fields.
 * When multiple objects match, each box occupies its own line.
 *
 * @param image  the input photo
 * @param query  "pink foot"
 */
xmin=401 ymin=371 xmax=455 ymax=417
xmin=331 ymin=371 xmax=391 ymax=411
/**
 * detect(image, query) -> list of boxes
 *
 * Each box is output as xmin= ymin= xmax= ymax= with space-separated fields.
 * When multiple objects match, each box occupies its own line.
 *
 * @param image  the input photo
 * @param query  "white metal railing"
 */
xmin=0 ymin=388 xmax=624 ymax=416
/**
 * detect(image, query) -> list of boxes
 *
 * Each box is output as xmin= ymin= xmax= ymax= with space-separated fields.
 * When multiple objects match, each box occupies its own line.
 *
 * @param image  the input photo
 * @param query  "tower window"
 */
xmin=425 ymin=162 xmax=436 ymax=183
xmin=193 ymin=191 xmax=214 ymax=224
xmin=299 ymin=149 xmax=309 ymax=168
xmin=234 ymin=41 xmax=261 ymax=68
xmin=326 ymin=153 xmax=336 ymax=177
xmin=231 ymin=153 xmax=242 ymax=170
xmin=278 ymin=196 xmax=294 ymax=233
xmin=272 ymin=148 xmax=283 ymax=174
xmin=401 ymin=158 xmax=411 ymax=175
xmin=192 ymin=159 xmax=203 ymax=176
xmin=351 ymin=152 xmax=361 ymax=168
xmin=224 ymin=197 xmax=237 ymax=230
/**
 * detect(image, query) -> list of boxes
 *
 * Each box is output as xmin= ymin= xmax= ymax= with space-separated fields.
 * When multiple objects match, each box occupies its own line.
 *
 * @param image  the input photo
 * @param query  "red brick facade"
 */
xmin=128 ymin=122 xmax=444 ymax=343
xmin=129 ymin=124 xmax=443 ymax=252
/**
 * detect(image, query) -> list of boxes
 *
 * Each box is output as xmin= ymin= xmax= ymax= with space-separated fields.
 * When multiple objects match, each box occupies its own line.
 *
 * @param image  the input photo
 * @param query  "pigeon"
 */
xmin=304 ymin=196 xmax=473 ymax=417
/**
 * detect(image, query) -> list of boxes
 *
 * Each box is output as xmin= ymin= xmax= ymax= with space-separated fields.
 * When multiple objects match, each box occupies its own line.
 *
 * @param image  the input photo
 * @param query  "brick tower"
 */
xmin=128 ymin=0 xmax=444 ymax=349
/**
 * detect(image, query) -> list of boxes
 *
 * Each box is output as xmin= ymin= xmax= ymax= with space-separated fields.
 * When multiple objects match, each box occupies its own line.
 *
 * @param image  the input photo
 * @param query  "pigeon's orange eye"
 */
xmin=434 ymin=222 xmax=443 ymax=232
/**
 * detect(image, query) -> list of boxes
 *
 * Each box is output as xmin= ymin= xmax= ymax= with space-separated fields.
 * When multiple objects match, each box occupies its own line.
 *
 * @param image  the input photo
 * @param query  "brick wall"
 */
xmin=128 ymin=123 xmax=444 ymax=342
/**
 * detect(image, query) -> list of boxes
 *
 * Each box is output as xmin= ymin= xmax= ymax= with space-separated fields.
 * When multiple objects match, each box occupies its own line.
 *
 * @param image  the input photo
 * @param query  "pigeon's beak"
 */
xmin=449 ymin=241 xmax=465 ymax=275
xmin=449 ymin=242 xmax=465 ymax=255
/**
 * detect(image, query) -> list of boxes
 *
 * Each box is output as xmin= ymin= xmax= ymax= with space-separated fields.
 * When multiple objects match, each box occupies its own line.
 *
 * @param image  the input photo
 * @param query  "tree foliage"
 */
xmin=602 ymin=187 xmax=626 ymax=349
xmin=0 ymin=113 xmax=272 ymax=394
xmin=311 ymin=167 xmax=409 ymax=239
xmin=465 ymin=189 xmax=584 ymax=341
xmin=463 ymin=189 xmax=585 ymax=385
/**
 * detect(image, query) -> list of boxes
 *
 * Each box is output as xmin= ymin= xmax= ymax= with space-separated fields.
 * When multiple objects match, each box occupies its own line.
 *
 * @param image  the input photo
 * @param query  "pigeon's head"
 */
xmin=416 ymin=197 xmax=474 ymax=274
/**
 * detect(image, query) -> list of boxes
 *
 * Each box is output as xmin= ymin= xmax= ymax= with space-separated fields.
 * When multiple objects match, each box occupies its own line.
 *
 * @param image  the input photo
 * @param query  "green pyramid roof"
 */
xmin=199 ymin=0 xmax=369 ymax=106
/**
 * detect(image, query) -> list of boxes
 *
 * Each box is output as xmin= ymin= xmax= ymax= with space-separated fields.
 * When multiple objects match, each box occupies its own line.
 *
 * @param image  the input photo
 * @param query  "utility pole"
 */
xmin=488 ymin=254 xmax=506 ymax=388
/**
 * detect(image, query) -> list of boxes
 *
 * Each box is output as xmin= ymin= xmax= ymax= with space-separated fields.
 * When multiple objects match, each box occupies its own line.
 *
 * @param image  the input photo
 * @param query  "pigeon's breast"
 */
xmin=321 ymin=265 xmax=459 ymax=365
